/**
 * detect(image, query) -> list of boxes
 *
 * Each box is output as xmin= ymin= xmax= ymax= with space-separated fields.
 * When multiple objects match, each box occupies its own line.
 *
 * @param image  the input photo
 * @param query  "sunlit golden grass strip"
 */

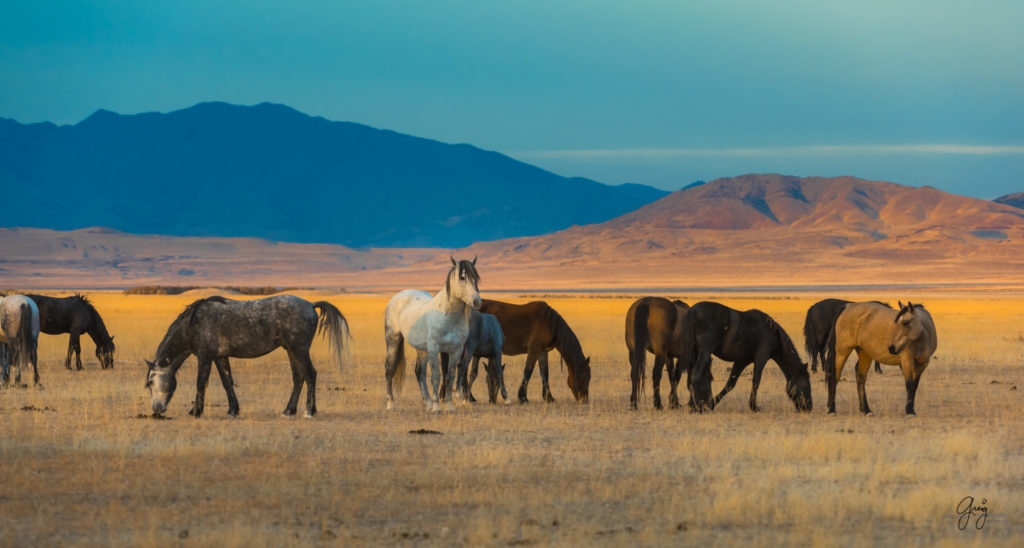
xmin=1 ymin=291 xmax=1021 ymax=545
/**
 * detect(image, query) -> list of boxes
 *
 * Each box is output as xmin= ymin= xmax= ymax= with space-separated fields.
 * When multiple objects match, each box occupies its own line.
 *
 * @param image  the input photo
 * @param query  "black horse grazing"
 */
xmin=803 ymin=298 xmax=883 ymax=374
xmin=146 ymin=295 xmax=351 ymax=418
xmin=624 ymin=296 xmax=690 ymax=410
xmin=675 ymin=301 xmax=812 ymax=413
xmin=26 ymin=294 xmax=115 ymax=370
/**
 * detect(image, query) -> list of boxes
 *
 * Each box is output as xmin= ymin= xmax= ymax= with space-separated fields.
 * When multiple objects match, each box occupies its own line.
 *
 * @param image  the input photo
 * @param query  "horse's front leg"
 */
xmin=467 ymin=355 xmax=481 ymax=403
xmin=414 ymin=350 xmax=432 ymax=408
xmin=748 ymin=358 xmax=769 ymax=413
xmin=538 ymin=352 xmax=555 ymax=403
xmin=453 ymin=346 xmax=470 ymax=404
xmin=427 ymin=344 xmax=441 ymax=412
xmin=519 ymin=353 xmax=539 ymax=404
xmin=190 ymin=356 xmax=214 ymax=418
xmin=71 ymin=332 xmax=83 ymax=370
xmin=714 ymin=361 xmax=750 ymax=407
xmin=827 ymin=346 xmax=855 ymax=414
xmin=214 ymin=357 xmax=240 ymax=417
xmin=901 ymin=356 xmax=929 ymax=416
xmin=855 ymin=352 xmax=874 ymax=415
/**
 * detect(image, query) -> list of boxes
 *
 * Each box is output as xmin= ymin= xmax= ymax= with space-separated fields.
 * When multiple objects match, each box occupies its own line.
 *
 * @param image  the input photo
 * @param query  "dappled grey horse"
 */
xmin=0 ymin=294 xmax=40 ymax=386
xmin=146 ymin=295 xmax=351 ymax=418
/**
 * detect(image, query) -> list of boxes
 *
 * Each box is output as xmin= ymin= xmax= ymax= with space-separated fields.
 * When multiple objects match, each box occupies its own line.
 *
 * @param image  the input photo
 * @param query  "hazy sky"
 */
xmin=2 ymin=1 xmax=1022 ymax=197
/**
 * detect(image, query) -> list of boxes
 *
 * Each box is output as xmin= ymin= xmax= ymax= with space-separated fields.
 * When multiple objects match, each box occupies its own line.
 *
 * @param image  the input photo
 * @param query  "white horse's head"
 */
xmin=889 ymin=301 xmax=926 ymax=355
xmin=447 ymin=256 xmax=481 ymax=309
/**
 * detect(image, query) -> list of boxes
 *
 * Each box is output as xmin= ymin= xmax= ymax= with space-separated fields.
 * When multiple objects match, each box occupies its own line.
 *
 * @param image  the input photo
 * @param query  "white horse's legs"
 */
xmin=428 ymin=345 xmax=441 ymax=412
xmin=414 ymin=350 xmax=432 ymax=408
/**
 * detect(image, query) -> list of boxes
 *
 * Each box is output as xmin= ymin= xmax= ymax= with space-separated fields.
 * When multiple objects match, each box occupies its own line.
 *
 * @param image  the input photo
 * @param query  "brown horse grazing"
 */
xmin=479 ymin=299 xmax=590 ymax=403
xmin=826 ymin=301 xmax=937 ymax=415
xmin=624 ymin=297 xmax=690 ymax=410
xmin=26 ymin=294 xmax=115 ymax=370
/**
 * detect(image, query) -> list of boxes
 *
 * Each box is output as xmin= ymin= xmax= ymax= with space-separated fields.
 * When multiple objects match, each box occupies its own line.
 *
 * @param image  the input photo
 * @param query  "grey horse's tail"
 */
xmin=13 ymin=301 xmax=38 ymax=379
xmin=313 ymin=301 xmax=352 ymax=376
xmin=628 ymin=302 xmax=650 ymax=399
xmin=392 ymin=333 xmax=406 ymax=396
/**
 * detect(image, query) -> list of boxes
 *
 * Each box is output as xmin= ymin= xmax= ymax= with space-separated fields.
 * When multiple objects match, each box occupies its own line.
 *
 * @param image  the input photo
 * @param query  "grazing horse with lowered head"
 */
xmin=479 ymin=299 xmax=591 ymax=404
xmin=803 ymin=298 xmax=881 ymax=374
xmin=146 ymin=295 xmax=351 ymax=418
xmin=459 ymin=310 xmax=509 ymax=405
xmin=675 ymin=301 xmax=812 ymax=413
xmin=26 ymin=293 xmax=115 ymax=370
xmin=384 ymin=257 xmax=481 ymax=411
xmin=826 ymin=301 xmax=937 ymax=415
xmin=624 ymin=296 xmax=690 ymax=409
xmin=0 ymin=294 xmax=40 ymax=386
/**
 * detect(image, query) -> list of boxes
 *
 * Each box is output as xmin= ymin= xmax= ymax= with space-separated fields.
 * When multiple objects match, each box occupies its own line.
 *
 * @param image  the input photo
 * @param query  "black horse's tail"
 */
xmin=313 ymin=301 xmax=352 ymax=376
xmin=802 ymin=307 xmax=818 ymax=369
xmin=677 ymin=309 xmax=698 ymax=388
xmin=824 ymin=321 xmax=838 ymax=380
xmin=628 ymin=302 xmax=650 ymax=398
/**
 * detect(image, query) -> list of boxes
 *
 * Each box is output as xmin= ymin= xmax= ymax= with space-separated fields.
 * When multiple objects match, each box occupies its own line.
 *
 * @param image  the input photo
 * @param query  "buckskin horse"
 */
xmin=27 ymin=293 xmax=115 ymax=370
xmin=826 ymin=301 xmax=937 ymax=415
xmin=624 ymin=296 xmax=690 ymax=409
xmin=803 ymin=298 xmax=881 ymax=374
xmin=676 ymin=301 xmax=811 ymax=413
xmin=479 ymin=299 xmax=590 ymax=404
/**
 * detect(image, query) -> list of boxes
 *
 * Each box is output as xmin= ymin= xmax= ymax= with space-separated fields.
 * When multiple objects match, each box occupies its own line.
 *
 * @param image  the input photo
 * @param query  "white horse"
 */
xmin=0 ymin=294 xmax=41 ymax=386
xmin=384 ymin=257 xmax=481 ymax=411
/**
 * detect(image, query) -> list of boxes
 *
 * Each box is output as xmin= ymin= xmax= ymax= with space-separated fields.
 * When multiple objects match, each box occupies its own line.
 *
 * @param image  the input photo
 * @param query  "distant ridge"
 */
xmin=0 ymin=102 xmax=667 ymax=247
xmin=995 ymin=192 xmax=1024 ymax=210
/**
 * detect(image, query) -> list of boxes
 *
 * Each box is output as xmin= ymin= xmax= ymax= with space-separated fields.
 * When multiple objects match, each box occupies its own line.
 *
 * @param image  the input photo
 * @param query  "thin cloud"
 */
xmin=513 ymin=144 xmax=1024 ymax=160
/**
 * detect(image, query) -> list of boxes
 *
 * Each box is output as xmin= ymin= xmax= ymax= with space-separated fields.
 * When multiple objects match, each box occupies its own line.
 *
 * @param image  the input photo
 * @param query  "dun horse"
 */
xmin=803 ymin=298 xmax=881 ymax=374
xmin=826 ymin=301 xmax=937 ymax=415
xmin=383 ymin=257 xmax=481 ymax=411
xmin=0 ymin=294 xmax=40 ymax=386
xmin=27 ymin=293 xmax=115 ymax=370
xmin=146 ymin=295 xmax=350 ymax=418
xmin=676 ymin=301 xmax=811 ymax=413
xmin=624 ymin=296 xmax=690 ymax=409
xmin=479 ymin=299 xmax=591 ymax=404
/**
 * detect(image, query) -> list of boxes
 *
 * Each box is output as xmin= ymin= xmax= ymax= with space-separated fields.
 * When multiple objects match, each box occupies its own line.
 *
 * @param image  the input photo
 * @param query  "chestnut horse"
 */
xmin=479 ymin=299 xmax=590 ymax=403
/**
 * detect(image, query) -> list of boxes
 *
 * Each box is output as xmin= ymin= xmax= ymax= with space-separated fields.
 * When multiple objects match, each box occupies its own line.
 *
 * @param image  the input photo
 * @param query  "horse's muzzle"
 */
xmin=152 ymin=402 xmax=167 ymax=415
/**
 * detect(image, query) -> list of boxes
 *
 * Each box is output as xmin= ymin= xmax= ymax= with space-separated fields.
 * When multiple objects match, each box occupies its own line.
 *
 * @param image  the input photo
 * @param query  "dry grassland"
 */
xmin=1 ymin=291 xmax=1021 ymax=546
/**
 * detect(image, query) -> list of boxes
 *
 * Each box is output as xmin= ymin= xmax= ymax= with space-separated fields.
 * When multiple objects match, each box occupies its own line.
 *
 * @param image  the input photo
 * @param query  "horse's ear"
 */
xmin=898 ymin=300 xmax=904 ymax=310
xmin=472 ymin=255 xmax=477 ymax=266
xmin=450 ymin=256 xmax=457 ymax=266
xmin=907 ymin=301 xmax=914 ymax=310
xmin=145 ymin=360 xmax=155 ymax=370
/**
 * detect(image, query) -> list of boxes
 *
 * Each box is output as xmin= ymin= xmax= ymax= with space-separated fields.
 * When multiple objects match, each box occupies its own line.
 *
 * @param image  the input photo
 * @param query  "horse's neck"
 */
xmin=86 ymin=314 xmax=111 ymax=344
xmin=433 ymin=285 xmax=470 ymax=320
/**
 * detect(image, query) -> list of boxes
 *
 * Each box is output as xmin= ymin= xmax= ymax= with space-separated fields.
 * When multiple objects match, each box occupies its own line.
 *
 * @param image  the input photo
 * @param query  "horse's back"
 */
xmin=835 ymin=301 xmax=899 ymax=361
xmin=627 ymin=296 xmax=685 ymax=355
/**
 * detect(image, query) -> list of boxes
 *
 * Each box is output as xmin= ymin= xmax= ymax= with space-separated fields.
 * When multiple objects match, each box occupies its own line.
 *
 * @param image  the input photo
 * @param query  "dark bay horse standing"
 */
xmin=26 ymin=294 xmax=115 ymax=370
xmin=624 ymin=296 xmax=690 ymax=409
xmin=146 ymin=295 xmax=351 ymax=418
xmin=803 ymin=298 xmax=881 ymax=374
xmin=676 ymin=301 xmax=811 ymax=413
xmin=826 ymin=301 xmax=937 ymax=415
xmin=479 ymin=299 xmax=590 ymax=404
xmin=0 ymin=294 xmax=40 ymax=386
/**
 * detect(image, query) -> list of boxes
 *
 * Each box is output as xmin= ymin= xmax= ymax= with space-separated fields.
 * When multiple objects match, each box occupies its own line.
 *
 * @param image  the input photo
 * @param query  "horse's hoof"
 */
xmin=385 ymin=400 xmax=394 ymax=411
xmin=303 ymin=412 xmax=315 ymax=419
xmin=227 ymin=412 xmax=239 ymax=419
xmin=282 ymin=409 xmax=297 ymax=416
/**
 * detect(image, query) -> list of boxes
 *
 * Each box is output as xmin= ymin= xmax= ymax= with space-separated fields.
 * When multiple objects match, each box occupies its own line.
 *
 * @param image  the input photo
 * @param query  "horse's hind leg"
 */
xmin=628 ymin=350 xmax=643 ymax=410
xmin=285 ymin=347 xmax=317 ymax=418
xmin=714 ymin=361 xmax=750 ymax=408
xmin=666 ymin=356 xmax=681 ymax=408
xmin=63 ymin=334 xmax=76 ymax=370
xmin=282 ymin=350 xmax=306 ymax=417
xmin=414 ymin=350 xmax=432 ymax=408
xmin=651 ymin=354 xmax=666 ymax=410
xmin=214 ymin=357 xmax=240 ymax=417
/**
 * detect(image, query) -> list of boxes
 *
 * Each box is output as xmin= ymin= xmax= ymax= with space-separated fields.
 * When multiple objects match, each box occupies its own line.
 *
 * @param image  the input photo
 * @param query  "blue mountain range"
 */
xmin=0 ymin=102 xmax=668 ymax=247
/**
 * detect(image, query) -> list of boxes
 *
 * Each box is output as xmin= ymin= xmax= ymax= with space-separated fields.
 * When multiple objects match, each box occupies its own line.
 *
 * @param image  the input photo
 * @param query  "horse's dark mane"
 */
xmin=894 ymin=302 xmax=926 ymax=323
xmin=73 ymin=293 xmax=114 ymax=344
xmin=156 ymin=296 xmax=232 ymax=359
xmin=752 ymin=308 xmax=802 ymax=368
xmin=541 ymin=303 xmax=586 ymax=374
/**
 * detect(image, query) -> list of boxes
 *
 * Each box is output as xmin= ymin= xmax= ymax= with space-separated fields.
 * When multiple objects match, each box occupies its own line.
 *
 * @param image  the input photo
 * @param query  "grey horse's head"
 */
xmin=145 ymin=360 xmax=178 ymax=415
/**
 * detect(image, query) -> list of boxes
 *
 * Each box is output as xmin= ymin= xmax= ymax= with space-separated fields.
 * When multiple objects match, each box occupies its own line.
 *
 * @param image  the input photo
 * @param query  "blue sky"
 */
xmin=2 ymin=1 xmax=1022 ymax=197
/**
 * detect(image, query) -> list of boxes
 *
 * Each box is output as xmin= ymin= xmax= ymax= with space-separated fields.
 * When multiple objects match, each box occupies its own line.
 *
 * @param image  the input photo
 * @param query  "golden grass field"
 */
xmin=1 ymin=290 xmax=1021 ymax=546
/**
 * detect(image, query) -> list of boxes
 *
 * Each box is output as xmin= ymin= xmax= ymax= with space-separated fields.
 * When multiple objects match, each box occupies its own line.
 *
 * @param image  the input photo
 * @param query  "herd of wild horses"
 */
xmin=0 ymin=257 xmax=938 ymax=418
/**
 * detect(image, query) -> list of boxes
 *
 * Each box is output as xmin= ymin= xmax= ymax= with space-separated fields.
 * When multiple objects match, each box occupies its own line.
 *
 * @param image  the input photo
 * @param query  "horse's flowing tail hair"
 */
xmin=824 ymin=321 xmax=838 ymax=380
xmin=628 ymin=301 xmax=650 ymax=398
xmin=12 ymin=301 xmax=38 ymax=378
xmin=802 ymin=306 xmax=817 ymax=364
xmin=392 ymin=334 xmax=407 ymax=396
xmin=313 ymin=301 xmax=352 ymax=376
